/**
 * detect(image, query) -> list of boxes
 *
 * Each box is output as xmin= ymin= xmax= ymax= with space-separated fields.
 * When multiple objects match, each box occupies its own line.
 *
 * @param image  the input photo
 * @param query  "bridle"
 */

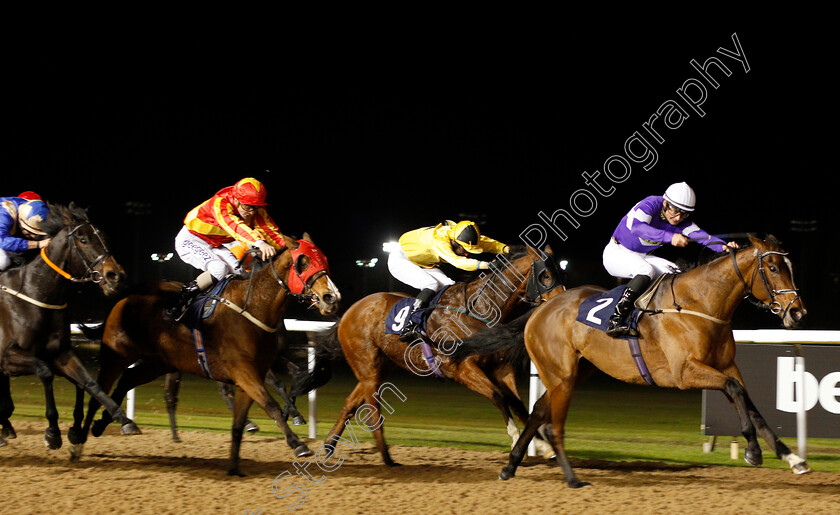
xmin=41 ymin=221 xmax=112 ymax=284
xmin=729 ymin=247 xmax=800 ymax=318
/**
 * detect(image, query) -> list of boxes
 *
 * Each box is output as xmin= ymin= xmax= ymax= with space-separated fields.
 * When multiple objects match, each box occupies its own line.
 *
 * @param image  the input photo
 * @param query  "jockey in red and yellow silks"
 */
xmin=183 ymin=182 xmax=286 ymax=250
xmin=168 ymin=177 xmax=286 ymax=320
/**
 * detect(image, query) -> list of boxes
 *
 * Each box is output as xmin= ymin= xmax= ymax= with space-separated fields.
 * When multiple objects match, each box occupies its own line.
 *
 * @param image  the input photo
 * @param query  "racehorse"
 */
xmin=453 ymin=235 xmax=809 ymax=487
xmin=296 ymin=245 xmax=564 ymax=466
xmin=0 ymin=203 xmax=133 ymax=452
xmin=79 ymin=233 xmax=341 ymax=476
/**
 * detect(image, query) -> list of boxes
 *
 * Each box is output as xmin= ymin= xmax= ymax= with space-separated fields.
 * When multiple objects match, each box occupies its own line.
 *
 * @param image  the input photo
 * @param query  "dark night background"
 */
xmin=3 ymin=22 xmax=837 ymax=329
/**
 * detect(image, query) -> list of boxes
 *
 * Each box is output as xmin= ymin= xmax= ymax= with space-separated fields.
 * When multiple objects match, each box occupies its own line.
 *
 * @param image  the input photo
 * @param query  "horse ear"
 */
xmin=545 ymin=245 xmax=554 ymax=256
xmin=747 ymin=234 xmax=762 ymax=247
xmin=302 ymin=232 xmax=313 ymax=243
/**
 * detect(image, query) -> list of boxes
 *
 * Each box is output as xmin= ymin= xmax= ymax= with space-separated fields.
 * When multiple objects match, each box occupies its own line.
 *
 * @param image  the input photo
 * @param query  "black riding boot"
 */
xmin=605 ymin=275 xmax=651 ymax=338
xmin=165 ymin=280 xmax=203 ymax=320
xmin=399 ymin=288 xmax=436 ymax=342
xmin=165 ymin=272 xmax=217 ymax=321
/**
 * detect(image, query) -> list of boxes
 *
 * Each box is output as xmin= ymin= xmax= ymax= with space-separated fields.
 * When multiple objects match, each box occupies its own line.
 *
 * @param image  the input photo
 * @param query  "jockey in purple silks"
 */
xmin=602 ymin=182 xmax=739 ymax=337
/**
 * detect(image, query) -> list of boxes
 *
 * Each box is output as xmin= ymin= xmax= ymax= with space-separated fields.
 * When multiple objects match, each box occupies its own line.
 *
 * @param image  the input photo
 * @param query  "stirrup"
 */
xmin=398 ymin=322 xmax=420 ymax=342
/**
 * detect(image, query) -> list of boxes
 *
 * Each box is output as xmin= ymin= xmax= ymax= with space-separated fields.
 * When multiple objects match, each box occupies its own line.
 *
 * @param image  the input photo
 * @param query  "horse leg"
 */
xmin=500 ymin=392 xmax=551 ymax=480
xmin=2 ymin=349 xmax=62 ymax=449
xmin=490 ymin=365 xmax=555 ymax=459
xmin=52 ymin=349 xmax=141 ymax=438
xmin=453 ymin=360 xmax=533 ymax=458
xmin=217 ymin=381 xmax=260 ymax=433
xmin=323 ymin=382 xmax=371 ymax=456
xmin=266 ymin=369 xmax=306 ymax=426
xmin=545 ymin=380 xmax=589 ymax=488
xmin=229 ymin=365 xmax=312 ymax=459
xmin=0 ymin=374 xmax=16 ymax=443
xmin=164 ymin=372 xmax=182 ymax=442
xmin=721 ymin=364 xmax=810 ymax=474
xmin=82 ymin=344 xmax=134 ymax=440
xmin=91 ymin=359 xmax=171 ymax=436
xmin=227 ymin=387 xmax=255 ymax=477
xmin=66 ymin=385 xmax=87 ymax=460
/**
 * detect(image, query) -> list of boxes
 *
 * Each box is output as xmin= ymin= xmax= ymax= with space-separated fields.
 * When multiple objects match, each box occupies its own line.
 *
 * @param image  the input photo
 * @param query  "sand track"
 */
xmin=1 ymin=421 xmax=837 ymax=514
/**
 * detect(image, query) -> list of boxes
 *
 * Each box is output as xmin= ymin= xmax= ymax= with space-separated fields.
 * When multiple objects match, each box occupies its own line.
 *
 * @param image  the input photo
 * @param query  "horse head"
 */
xmin=42 ymin=203 xmax=127 ymax=296
xmin=742 ymin=234 xmax=806 ymax=328
xmin=284 ymin=233 xmax=341 ymax=316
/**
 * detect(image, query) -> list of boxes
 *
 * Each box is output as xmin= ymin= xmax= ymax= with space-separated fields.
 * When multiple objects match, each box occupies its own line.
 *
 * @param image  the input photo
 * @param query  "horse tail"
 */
xmin=289 ymin=321 xmax=343 ymax=397
xmin=450 ymin=307 xmax=535 ymax=367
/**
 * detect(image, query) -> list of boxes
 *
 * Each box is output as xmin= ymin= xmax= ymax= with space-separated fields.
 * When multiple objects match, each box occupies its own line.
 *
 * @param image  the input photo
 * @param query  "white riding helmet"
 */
xmin=663 ymin=182 xmax=696 ymax=212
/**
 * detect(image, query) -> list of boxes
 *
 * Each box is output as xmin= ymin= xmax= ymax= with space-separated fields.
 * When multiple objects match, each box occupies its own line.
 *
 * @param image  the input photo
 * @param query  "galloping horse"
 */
xmin=0 ymin=203 xmax=133 ymax=451
xmin=79 ymin=233 xmax=340 ymax=476
xmin=454 ymin=235 xmax=809 ymax=487
xmin=297 ymin=245 xmax=564 ymax=466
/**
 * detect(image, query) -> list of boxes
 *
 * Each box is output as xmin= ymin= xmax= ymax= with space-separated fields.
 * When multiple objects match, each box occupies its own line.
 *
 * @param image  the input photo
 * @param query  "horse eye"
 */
xmin=769 ymin=265 xmax=778 ymax=273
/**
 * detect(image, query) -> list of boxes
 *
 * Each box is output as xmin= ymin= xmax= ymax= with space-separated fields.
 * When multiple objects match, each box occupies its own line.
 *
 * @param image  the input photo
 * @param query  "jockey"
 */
xmin=167 ymin=177 xmax=287 ymax=319
xmin=0 ymin=197 xmax=51 ymax=272
xmin=602 ymin=182 xmax=738 ymax=337
xmin=387 ymin=220 xmax=510 ymax=341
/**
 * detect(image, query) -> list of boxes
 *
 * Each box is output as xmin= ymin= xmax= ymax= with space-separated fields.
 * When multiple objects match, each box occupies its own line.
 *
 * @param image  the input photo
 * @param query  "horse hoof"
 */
xmin=294 ymin=445 xmax=314 ymax=458
xmin=69 ymin=444 xmax=84 ymax=462
xmin=499 ymin=469 xmax=515 ymax=481
xmin=227 ymin=468 xmax=246 ymax=477
xmin=44 ymin=433 xmax=63 ymax=450
xmin=121 ymin=422 xmax=142 ymax=435
xmin=67 ymin=427 xmax=85 ymax=446
xmin=568 ymin=479 xmax=591 ymax=489
xmin=91 ymin=420 xmax=107 ymax=438
xmin=792 ymin=462 xmax=812 ymax=475
xmin=172 ymin=434 xmax=182 ymax=443
xmin=744 ymin=449 xmax=763 ymax=467
xmin=292 ymin=416 xmax=306 ymax=426
xmin=244 ymin=422 xmax=260 ymax=433
xmin=0 ymin=436 xmax=7 ymax=448
xmin=1 ymin=426 xmax=16 ymax=439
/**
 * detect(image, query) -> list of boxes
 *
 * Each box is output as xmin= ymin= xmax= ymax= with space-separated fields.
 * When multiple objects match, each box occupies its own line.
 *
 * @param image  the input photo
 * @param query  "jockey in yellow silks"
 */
xmin=387 ymin=220 xmax=509 ymax=341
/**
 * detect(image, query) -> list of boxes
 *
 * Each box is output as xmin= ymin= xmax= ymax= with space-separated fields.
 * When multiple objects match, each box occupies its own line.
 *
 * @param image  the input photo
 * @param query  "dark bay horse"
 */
xmin=297 ymin=245 xmax=564 ymax=466
xmin=454 ymin=235 xmax=809 ymax=487
xmin=0 ymin=203 xmax=132 ymax=452
xmin=80 ymin=233 xmax=340 ymax=476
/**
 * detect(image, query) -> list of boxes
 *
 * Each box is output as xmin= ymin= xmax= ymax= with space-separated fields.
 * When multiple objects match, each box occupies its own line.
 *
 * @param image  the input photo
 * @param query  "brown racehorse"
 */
xmin=79 ymin=233 xmax=341 ymax=476
xmin=0 ymin=203 xmax=132 ymax=452
xmin=297 ymin=245 xmax=564 ymax=466
xmin=453 ymin=235 xmax=809 ymax=487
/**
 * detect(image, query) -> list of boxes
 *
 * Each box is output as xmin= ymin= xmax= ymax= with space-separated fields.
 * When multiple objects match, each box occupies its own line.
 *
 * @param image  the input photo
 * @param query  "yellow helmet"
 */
xmin=448 ymin=220 xmax=483 ymax=254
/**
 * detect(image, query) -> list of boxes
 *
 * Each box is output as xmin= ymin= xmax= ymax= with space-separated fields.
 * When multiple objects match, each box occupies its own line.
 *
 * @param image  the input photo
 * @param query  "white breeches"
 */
xmin=0 ymin=249 xmax=14 ymax=271
xmin=175 ymin=226 xmax=243 ymax=281
xmin=387 ymin=249 xmax=454 ymax=292
xmin=602 ymin=239 xmax=679 ymax=280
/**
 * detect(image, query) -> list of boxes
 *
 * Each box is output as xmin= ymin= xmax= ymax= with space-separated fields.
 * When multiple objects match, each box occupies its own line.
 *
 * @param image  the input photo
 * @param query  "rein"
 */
xmin=208 ymin=243 xmax=331 ymax=333
xmin=0 ymin=220 xmax=110 ymax=310
xmin=644 ymin=246 xmax=800 ymax=325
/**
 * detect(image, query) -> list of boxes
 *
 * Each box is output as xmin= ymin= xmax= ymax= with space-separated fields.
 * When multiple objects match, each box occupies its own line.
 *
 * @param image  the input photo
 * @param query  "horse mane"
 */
xmin=675 ymin=234 xmax=783 ymax=273
xmin=40 ymin=202 xmax=89 ymax=237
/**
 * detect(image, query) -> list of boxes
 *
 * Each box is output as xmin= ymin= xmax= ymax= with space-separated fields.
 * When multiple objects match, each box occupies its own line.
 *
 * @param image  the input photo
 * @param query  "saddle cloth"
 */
xmin=574 ymin=275 xmax=668 ymax=338
xmin=385 ymin=288 xmax=448 ymax=336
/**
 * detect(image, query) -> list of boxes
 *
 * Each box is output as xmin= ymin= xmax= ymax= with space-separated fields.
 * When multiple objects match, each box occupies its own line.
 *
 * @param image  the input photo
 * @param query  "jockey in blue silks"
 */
xmin=0 ymin=197 xmax=51 ymax=271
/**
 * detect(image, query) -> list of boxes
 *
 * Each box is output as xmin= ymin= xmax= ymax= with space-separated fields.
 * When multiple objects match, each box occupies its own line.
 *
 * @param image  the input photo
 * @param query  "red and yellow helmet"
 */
xmin=232 ymin=178 xmax=268 ymax=206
